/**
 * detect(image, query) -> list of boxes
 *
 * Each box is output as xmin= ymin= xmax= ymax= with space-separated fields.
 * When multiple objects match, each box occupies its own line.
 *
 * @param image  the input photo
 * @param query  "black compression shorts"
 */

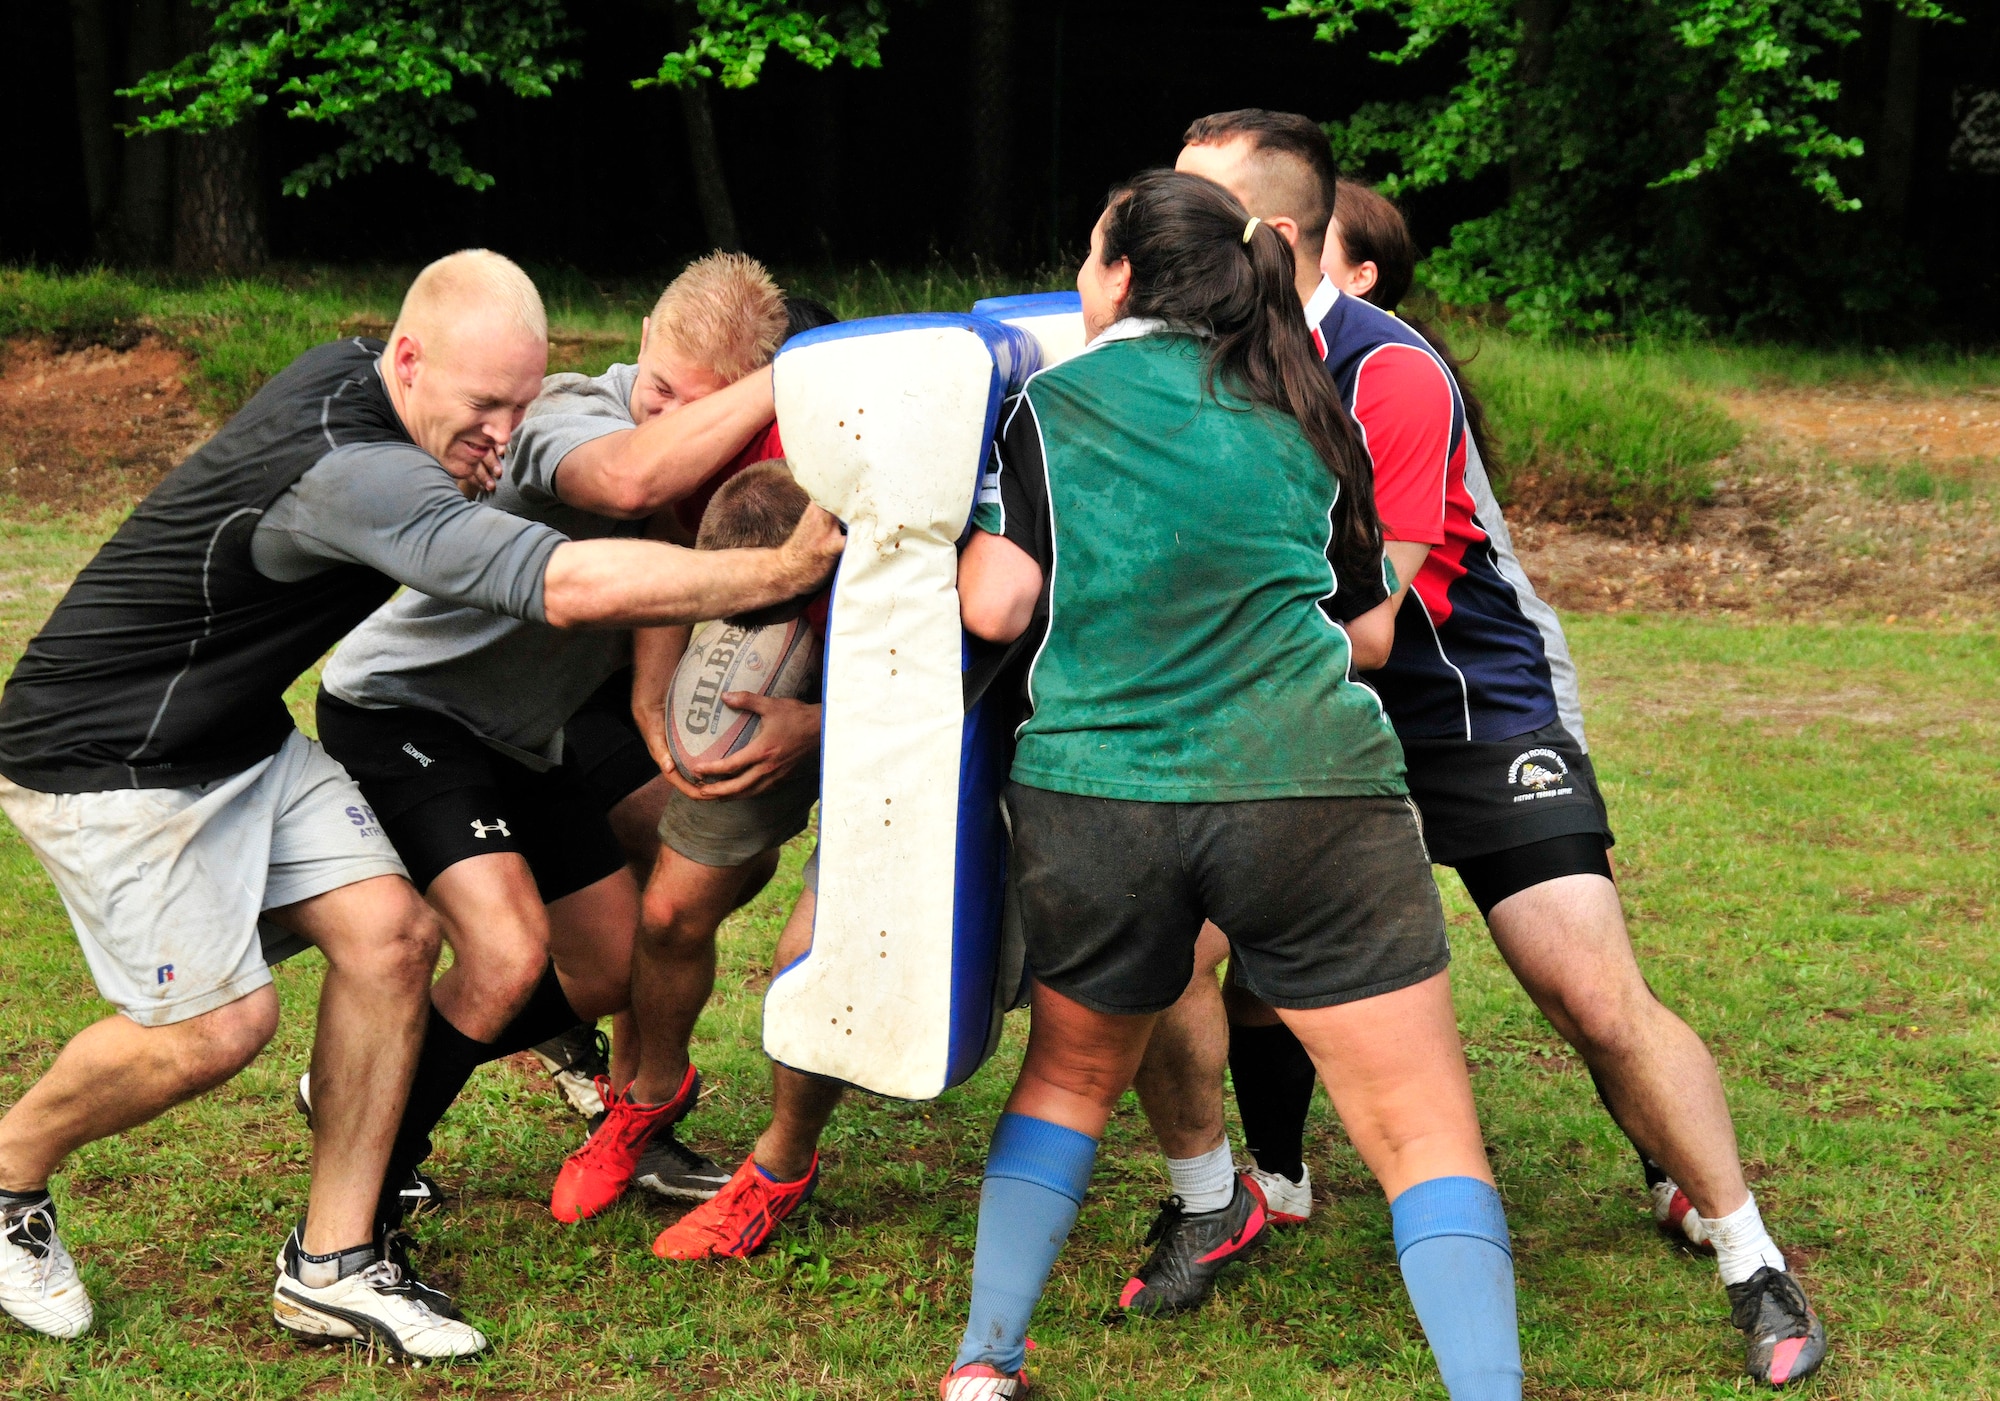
xmin=316 ymin=694 xmax=626 ymax=901
xmin=1003 ymin=783 xmax=1449 ymax=1015
xmin=561 ymin=668 xmax=663 ymax=814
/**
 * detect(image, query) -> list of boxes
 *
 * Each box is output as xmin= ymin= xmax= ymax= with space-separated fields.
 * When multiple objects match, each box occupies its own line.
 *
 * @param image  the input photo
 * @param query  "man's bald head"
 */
xmin=382 ymin=250 xmax=549 ymax=487
xmin=1178 ymin=110 xmax=1339 ymax=300
xmin=389 ymin=248 xmax=548 ymax=357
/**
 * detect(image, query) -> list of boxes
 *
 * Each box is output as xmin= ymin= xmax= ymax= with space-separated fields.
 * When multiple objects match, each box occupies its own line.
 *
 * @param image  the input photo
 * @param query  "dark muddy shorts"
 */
xmin=1002 ymin=782 xmax=1450 ymax=1015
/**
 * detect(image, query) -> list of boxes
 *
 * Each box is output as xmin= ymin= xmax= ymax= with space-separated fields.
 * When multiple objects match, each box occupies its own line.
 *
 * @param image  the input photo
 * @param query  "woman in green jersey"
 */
xmin=939 ymin=171 xmax=1523 ymax=1401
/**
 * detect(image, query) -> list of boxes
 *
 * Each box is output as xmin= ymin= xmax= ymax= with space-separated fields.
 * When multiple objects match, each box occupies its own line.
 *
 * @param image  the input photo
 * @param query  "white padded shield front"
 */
xmin=766 ymin=314 xmax=1038 ymax=1100
xmin=971 ymin=292 xmax=1086 ymax=366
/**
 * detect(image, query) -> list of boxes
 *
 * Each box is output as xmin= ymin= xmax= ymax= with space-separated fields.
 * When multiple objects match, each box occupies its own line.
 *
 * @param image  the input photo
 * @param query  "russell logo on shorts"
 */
xmin=1507 ymin=748 xmax=1574 ymax=803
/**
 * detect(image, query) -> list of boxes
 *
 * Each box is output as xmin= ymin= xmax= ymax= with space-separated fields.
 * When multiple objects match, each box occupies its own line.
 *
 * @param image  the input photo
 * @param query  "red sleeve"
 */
xmin=1349 ymin=345 xmax=1454 ymax=546
xmin=671 ymin=419 xmax=784 ymax=536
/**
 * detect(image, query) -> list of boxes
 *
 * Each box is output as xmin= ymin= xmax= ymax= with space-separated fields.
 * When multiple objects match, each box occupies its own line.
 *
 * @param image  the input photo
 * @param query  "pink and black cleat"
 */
xmin=1117 ymin=1174 xmax=1270 ymax=1316
xmin=1727 ymin=1266 xmax=1828 ymax=1387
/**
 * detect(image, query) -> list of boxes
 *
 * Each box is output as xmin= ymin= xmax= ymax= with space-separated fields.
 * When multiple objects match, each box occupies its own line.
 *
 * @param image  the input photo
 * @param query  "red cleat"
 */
xmin=652 ymin=1153 xmax=817 ymax=1260
xmin=549 ymin=1065 xmax=699 ymax=1223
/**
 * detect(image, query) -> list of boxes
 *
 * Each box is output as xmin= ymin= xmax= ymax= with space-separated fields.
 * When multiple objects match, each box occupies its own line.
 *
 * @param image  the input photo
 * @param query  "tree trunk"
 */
xmin=112 ymin=0 xmax=176 ymax=264
xmin=1509 ymin=0 xmax=1562 ymax=198
xmin=170 ymin=0 xmax=265 ymax=272
xmin=668 ymin=3 xmax=741 ymax=252
xmin=1875 ymin=10 xmax=1924 ymax=225
xmin=173 ymin=122 xmax=265 ymax=273
xmin=960 ymin=0 xmax=1016 ymax=264
xmin=67 ymin=0 xmax=120 ymax=254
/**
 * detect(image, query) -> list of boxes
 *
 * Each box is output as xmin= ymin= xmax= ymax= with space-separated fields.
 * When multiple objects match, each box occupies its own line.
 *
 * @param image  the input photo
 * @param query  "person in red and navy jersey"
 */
xmin=1113 ymin=112 xmax=1826 ymax=1389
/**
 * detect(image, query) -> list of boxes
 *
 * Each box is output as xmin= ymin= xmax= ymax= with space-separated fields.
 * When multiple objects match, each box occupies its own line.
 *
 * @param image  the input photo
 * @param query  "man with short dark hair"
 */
xmin=1124 ymin=112 xmax=1826 ymax=1389
xmin=0 ymin=250 xmax=841 ymax=1359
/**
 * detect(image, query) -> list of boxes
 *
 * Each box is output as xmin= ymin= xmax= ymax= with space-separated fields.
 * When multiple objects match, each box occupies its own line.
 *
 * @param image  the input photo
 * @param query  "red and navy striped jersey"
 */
xmin=1307 ymin=281 xmax=1586 ymax=745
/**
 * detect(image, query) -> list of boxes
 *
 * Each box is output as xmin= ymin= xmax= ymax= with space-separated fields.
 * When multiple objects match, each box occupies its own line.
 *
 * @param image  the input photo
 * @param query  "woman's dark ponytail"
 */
xmin=1099 ymin=171 xmax=1381 ymax=575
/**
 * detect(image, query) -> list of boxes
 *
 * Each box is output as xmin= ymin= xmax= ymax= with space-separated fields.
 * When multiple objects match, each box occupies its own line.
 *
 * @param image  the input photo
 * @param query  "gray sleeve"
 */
xmin=252 ymin=443 xmax=567 ymax=622
xmin=507 ymin=410 xmax=632 ymax=507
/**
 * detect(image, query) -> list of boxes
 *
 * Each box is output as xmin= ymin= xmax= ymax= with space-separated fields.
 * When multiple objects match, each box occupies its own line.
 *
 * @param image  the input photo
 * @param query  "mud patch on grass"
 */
xmin=0 ymin=337 xmax=210 ymax=512
xmin=1509 ymin=388 xmax=2000 ymax=619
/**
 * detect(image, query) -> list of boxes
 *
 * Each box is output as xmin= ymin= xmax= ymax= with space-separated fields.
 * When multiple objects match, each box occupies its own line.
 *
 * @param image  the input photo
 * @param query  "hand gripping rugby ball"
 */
xmin=664 ymin=616 xmax=821 ymax=782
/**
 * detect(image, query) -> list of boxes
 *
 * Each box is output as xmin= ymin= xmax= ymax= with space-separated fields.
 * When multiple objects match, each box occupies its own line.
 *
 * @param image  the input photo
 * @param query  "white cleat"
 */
xmin=0 ymin=1197 xmax=94 ymax=1339
xmin=273 ymin=1236 xmax=486 ymax=1361
xmin=1243 ymin=1163 xmax=1313 ymax=1225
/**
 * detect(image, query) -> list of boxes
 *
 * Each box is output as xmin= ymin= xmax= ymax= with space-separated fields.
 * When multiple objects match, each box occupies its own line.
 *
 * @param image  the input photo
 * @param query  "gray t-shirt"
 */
xmin=251 ymin=441 xmax=564 ymax=621
xmin=320 ymin=364 xmax=645 ymax=764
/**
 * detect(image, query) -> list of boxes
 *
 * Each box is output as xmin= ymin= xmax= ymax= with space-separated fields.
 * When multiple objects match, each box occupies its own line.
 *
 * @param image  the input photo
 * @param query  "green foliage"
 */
xmin=121 ymin=0 xmax=889 ymax=197
xmin=1269 ymin=0 xmax=1956 ymax=333
xmin=1461 ymin=335 xmax=1743 ymax=525
xmin=122 ymin=0 xmax=578 ymax=195
xmin=642 ymin=0 xmax=888 ymax=91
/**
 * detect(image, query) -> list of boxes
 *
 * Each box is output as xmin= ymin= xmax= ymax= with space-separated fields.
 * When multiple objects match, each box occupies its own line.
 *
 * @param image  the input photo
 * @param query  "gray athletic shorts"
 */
xmin=656 ymin=762 xmax=820 ymax=869
xmin=0 ymin=730 xmax=407 ymax=1026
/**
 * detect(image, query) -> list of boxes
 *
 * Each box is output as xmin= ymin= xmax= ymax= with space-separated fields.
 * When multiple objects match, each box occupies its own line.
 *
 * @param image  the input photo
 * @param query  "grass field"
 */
xmin=2 ymin=610 xmax=1995 ymax=1399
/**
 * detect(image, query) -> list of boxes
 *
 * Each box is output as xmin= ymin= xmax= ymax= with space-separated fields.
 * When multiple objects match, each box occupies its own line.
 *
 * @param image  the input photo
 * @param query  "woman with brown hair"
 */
xmin=939 ymin=169 xmax=1524 ymax=1401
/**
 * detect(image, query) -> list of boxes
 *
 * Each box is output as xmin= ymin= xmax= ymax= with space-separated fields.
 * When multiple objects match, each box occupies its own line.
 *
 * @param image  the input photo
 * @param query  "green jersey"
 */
xmin=973 ymin=323 xmax=1407 ymax=803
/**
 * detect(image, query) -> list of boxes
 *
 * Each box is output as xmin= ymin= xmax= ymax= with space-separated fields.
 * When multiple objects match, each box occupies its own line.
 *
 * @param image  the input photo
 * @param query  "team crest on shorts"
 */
xmin=1507 ymin=748 xmax=1575 ymax=803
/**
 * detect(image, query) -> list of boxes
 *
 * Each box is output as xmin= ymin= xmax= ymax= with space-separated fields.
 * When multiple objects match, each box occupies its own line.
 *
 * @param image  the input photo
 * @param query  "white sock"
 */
xmin=1701 ymin=1193 xmax=1786 ymax=1286
xmin=1166 ymin=1142 xmax=1236 ymax=1214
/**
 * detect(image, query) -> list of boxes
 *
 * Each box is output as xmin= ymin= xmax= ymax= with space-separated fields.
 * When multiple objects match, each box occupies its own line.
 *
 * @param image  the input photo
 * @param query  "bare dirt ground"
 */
xmin=0 ymin=337 xmax=210 ymax=513
xmin=0 ymin=336 xmax=1995 ymax=619
xmin=1512 ymin=386 xmax=2000 ymax=618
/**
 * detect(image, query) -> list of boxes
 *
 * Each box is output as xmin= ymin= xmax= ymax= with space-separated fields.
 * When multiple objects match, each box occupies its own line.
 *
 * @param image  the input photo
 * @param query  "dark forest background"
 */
xmin=9 ymin=0 xmax=2000 ymax=342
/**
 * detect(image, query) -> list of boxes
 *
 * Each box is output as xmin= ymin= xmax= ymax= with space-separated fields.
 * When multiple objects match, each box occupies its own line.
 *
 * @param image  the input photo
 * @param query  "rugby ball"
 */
xmin=665 ymin=617 xmax=821 ymax=782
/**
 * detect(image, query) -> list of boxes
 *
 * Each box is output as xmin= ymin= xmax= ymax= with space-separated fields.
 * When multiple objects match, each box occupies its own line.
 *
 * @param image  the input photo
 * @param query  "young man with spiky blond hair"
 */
xmin=0 ymin=249 xmax=842 ymax=1360
xmin=310 ymin=253 xmax=831 ymax=1251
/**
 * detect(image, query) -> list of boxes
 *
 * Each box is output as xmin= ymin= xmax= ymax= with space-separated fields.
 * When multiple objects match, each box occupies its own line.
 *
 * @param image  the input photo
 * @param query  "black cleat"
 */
xmin=532 ymin=1026 xmax=612 ymax=1122
xmin=1117 ymin=1176 xmax=1270 ymax=1317
xmin=632 ymin=1125 xmax=733 ymax=1203
xmin=1727 ymin=1266 xmax=1828 ymax=1387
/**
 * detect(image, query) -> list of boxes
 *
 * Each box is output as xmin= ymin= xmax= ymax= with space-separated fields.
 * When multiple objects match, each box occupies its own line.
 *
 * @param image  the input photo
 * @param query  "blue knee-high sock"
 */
xmin=953 ymin=1113 xmax=1098 ymax=1374
xmin=1391 ymin=1176 xmax=1524 ymax=1401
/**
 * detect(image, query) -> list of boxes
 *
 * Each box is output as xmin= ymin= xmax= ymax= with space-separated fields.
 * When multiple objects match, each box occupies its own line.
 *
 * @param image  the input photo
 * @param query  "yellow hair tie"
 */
xmin=1242 ymin=217 xmax=1261 ymax=243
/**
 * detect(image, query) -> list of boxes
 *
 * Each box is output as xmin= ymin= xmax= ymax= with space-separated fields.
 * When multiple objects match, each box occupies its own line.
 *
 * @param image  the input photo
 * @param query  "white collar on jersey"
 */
xmin=1084 ymin=316 xmax=1174 ymax=350
xmin=1303 ymin=275 xmax=1339 ymax=327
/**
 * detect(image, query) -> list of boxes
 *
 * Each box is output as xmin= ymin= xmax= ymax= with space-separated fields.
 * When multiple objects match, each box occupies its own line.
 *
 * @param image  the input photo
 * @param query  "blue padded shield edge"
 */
xmin=971 ymin=291 xmax=1083 ymax=320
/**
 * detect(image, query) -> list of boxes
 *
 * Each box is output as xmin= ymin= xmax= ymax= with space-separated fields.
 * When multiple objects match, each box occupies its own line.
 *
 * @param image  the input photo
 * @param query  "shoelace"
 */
xmin=569 ymin=1078 xmax=667 ymax=1170
xmin=681 ymin=1168 xmax=769 ymax=1245
xmin=3 ymin=1204 xmax=55 ymax=1261
xmin=1730 ymin=1268 xmax=1810 ymax=1335
xmin=353 ymin=1258 xmax=448 ymax=1323
xmin=1142 ymin=1197 xmax=1188 ymax=1247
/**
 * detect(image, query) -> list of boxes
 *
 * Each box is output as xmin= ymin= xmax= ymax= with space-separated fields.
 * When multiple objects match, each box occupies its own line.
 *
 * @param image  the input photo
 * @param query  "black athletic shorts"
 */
xmin=1003 ymin=782 xmax=1450 ymax=1015
xmin=317 ymin=693 xmax=626 ymax=901
xmin=1400 ymin=719 xmax=1615 ymax=866
xmin=562 ymin=668 xmax=663 ymax=814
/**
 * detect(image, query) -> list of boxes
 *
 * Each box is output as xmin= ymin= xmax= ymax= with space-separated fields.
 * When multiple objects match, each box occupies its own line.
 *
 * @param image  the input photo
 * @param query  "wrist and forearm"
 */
xmin=556 ymin=369 xmax=775 ymax=518
xmin=541 ymin=537 xmax=825 ymax=629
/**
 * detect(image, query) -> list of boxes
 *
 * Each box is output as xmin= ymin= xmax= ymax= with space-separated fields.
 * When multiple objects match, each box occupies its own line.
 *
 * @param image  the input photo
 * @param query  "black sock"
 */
xmin=1228 ymin=1021 xmax=1317 ymax=1184
xmin=377 ymin=1005 xmax=491 ymax=1228
xmin=485 ymin=962 xmax=587 ymax=1059
xmin=375 ymin=963 xmax=586 ymax=1229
